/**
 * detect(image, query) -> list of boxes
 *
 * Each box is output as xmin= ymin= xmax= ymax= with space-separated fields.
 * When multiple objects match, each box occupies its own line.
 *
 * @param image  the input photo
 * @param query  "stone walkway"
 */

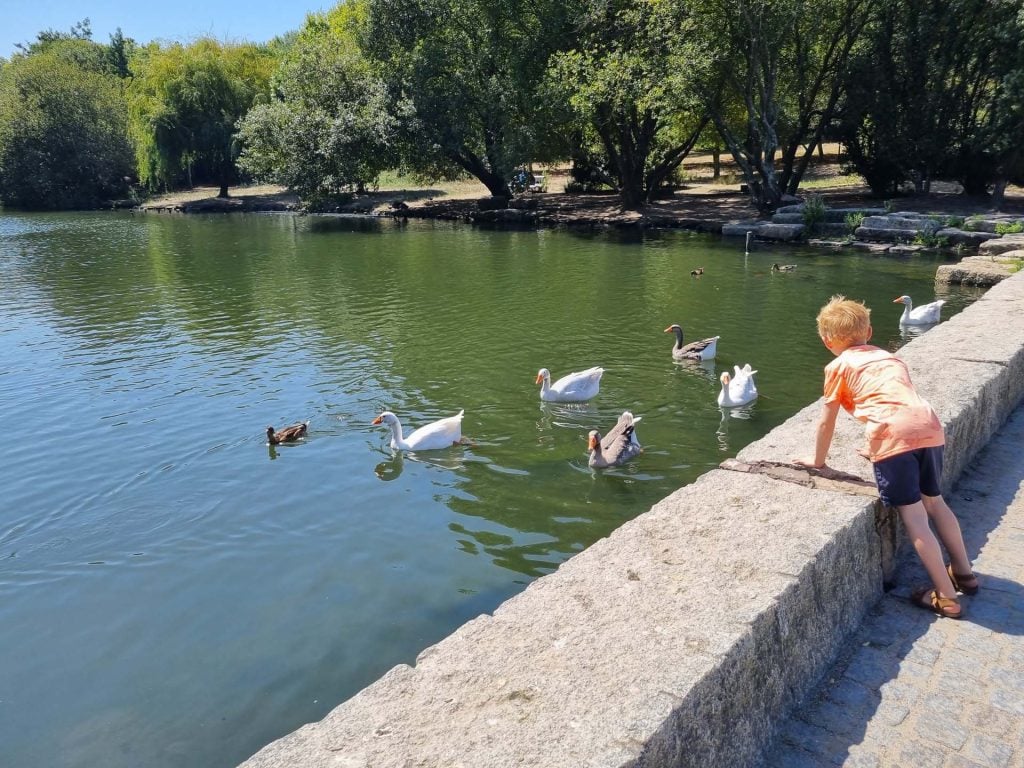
xmin=764 ymin=405 xmax=1024 ymax=768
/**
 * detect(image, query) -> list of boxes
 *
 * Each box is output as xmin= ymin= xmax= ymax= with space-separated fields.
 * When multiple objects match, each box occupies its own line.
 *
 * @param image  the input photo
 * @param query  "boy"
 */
xmin=795 ymin=295 xmax=978 ymax=618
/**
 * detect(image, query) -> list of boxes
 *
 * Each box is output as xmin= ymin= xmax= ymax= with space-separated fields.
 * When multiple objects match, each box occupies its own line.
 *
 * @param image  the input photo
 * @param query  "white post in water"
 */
xmin=745 ymin=231 xmax=752 ymax=255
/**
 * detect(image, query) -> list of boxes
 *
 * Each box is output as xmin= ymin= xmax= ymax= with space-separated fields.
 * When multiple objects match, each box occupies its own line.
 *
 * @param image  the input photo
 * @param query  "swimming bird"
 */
xmin=893 ymin=294 xmax=945 ymax=325
xmin=267 ymin=422 xmax=309 ymax=445
xmin=771 ymin=263 xmax=797 ymax=272
xmin=664 ymin=324 xmax=719 ymax=361
xmin=690 ymin=267 xmax=704 ymax=276
xmin=536 ymin=367 xmax=603 ymax=402
xmin=588 ymin=411 xmax=642 ymax=468
xmin=717 ymin=364 xmax=758 ymax=407
xmin=372 ymin=410 xmax=465 ymax=452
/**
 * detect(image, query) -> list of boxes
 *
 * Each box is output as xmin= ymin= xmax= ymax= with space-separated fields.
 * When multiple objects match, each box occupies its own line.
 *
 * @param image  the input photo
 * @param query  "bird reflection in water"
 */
xmin=715 ymin=404 xmax=756 ymax=452
xmin=374 ymin=451 xmax=404 ymax=481
xmin=672 ymin=357 xmax=717 ymax=382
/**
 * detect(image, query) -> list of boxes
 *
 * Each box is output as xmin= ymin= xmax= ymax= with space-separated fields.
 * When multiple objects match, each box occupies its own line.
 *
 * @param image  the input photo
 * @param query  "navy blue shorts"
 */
xmin=873 ymin=445 xmax=944 ymax=507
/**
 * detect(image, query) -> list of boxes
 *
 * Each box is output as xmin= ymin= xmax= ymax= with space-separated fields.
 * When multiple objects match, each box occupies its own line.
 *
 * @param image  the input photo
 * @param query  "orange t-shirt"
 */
xmin=823 ymin=345 xmax=944 ymax=462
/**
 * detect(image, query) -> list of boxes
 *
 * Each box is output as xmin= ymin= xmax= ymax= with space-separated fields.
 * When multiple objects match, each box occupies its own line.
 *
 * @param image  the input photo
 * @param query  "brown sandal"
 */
xmin=911 ymin=588 xmax=961 ymax=619
xmin=947 ymin=564 xmax=979 ymax=595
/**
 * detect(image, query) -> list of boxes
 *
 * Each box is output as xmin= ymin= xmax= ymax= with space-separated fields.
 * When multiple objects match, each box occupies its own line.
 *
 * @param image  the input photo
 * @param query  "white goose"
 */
xmin=588 ymin=411 xmax=642 ymax=468
xmin=664 ymin=324 xmax=719 ymax=361
xmin=536 ymin=366 xmax=603 ymax=402
xmin=894 ymin=295 xmax=945 ymax=325
xmin=372 ymin=410 xmax=464 ymax=451
xmin=718 ymin=364 xmax=758 ymax=407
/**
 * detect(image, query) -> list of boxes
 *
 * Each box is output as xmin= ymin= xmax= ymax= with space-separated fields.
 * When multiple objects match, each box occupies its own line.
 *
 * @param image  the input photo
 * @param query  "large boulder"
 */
xmin=757 ymin=223 xmax=805 ymax=241
xmin=979 ymin=234 xmax=1024 ymax=256
xmin=936 ymin=228 xmax=998 ymax=247
xmin=722 ymin=221 xmax=764 ymax=237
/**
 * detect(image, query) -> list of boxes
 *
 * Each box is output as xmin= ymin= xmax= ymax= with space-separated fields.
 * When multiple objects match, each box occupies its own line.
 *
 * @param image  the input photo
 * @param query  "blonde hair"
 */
xmin=816 ymin=295 xmax=871 ymax=346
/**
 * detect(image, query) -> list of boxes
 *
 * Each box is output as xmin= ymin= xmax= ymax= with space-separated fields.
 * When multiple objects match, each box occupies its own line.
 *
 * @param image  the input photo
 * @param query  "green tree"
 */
xmin=838 ymin=0 xmax=1018 ymax=197
xmin=237 ymin=2 xmax=402 ymax=204
xmin=545 ymin=0 xmax=708 ymax=209
xmin=130 ymin=39 xmax=275 ymax=197
xmin=693 ymin=0 xmax=875 ymax=210
xmin=0 ymin=43 xmax=133 ymax=209
xmin=364 ymin=0 xmax=576 ymax=197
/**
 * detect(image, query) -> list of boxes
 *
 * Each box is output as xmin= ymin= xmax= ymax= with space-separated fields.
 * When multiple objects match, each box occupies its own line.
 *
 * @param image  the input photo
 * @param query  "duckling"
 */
xmin=771 ymin=263 xmax=797 ymax=272
xmin=267 ymin=422 xmax=309 ymax=445
xmin=690 ymin=267 xmax=705 ymax=276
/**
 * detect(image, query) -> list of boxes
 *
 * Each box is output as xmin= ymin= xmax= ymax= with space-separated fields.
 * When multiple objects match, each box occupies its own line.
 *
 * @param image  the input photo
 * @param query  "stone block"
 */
xmin=722 ymin=221 xmax=764 ymax=237
xmin=936 ymin=227 xmax=997 ymax=247
xmin=979 ymin=234 xmax=1024 ymax=255
xmin=855 ymin=226 xmax=920 ymax=243
xmin=771 ymin=212 xmax=805 ymax=224
xmin=963 ymin=216 xmax=1024 ymax=234
xmin=757 ymin=223 xmax=805 ymax=241
xmin=822 ymin=207 xmax=887 ymax=223
xmin=862 ymin=215 xmax=940 ymax=233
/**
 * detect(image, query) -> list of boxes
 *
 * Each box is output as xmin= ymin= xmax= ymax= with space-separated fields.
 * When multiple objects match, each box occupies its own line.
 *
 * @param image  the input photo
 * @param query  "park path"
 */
xmin=763 ymin=404 xmax=1024 ymax=768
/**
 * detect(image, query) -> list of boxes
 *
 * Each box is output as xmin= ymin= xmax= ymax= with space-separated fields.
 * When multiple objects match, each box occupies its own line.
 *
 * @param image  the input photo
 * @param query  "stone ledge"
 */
xmin=240 ymin=273 xmax=1024 ymax=768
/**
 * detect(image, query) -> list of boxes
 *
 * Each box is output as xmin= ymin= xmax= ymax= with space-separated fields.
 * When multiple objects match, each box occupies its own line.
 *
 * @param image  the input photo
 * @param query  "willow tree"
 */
xmin=364 ymin=0 xmax=577 ymax=197
xmin=130 ymin=39 xmax=275 ymax=196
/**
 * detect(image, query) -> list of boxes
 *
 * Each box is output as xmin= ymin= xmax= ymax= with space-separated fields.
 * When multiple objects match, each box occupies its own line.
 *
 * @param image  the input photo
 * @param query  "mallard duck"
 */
xmin=664 ymin=324 xmax=719 ymax=361
xmin=771 ymin=263 xmax=797 ymax=272
xmin=536 ymin=366 xmax=603 ymax=402
xmin=372 ymin=410 xmax=465 ymax=452
xmin=588 ymin=411 xmax=642 ymax=468
xmin=718 ymin=364 xmax=758 ymax=407
xmin=893 ymin=294 xmax=945 ymax=325
xmin=267 ymin=422 xmax=309 ymax=445
xmin=690 ymin=267 xmax=705 ymax=276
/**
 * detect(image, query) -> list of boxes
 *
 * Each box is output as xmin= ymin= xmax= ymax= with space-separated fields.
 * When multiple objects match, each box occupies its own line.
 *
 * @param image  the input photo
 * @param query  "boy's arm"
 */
xmin=794 ymin=400 xmax=841 ymax=468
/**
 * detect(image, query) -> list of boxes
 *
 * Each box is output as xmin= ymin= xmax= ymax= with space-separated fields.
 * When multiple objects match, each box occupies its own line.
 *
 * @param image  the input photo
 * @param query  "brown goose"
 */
xmin=588 ymin=411 xmax=643 ymax=468
xmin=690 ymin=267 xmax=705 ymax=276
xmin=664 ymin=324 xmax=719 ymax=361
xmin=267 ymin=422 xmax=309 ymax=445
xmin=771 ymin=263 xmax=797 ymax=272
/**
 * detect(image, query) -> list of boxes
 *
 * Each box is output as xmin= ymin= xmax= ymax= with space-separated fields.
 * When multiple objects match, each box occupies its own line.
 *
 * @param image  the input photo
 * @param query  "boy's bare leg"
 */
xmin=921 ymin=494 xmax=973 ymax=577
xmin=897 ymin=501 xmax=958 ymax=599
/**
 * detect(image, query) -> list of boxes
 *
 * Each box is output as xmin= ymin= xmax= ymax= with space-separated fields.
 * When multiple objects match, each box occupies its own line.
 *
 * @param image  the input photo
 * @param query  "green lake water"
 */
xmin=0 ymin=211 xmax=983 ymax=767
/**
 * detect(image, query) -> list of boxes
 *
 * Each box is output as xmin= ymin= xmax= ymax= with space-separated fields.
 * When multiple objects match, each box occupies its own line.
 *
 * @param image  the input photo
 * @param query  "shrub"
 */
xmin=845 ymin=212 xmax=865 ymax=232
xmin=995 ymin=221 xmax=1024 ymax=235
xmin=802 ymin=194 xmax=827 ymax=231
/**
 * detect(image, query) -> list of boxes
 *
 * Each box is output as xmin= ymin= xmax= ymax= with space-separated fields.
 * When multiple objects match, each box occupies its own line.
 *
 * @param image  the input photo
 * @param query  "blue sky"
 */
xmin=3 ymin=0 xmax=328 ymax=58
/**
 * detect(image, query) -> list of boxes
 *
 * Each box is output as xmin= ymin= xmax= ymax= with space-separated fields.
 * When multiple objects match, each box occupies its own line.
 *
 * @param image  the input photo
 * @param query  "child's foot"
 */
xmin=947 ymin=564 xmax=979 ymax=595
xmin=911 ymin=587 xmax=962 ymax=619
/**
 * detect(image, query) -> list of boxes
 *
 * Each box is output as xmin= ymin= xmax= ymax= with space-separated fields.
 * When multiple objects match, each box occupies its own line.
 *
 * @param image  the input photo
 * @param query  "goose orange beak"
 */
xmin=663 ymin=326 xmax=673 ymax=333
xmin=892 ymin=297 xmax=903 ymax=303
xmin=535 ymin=373 xmax=543 ymax=384
xmin=588 ymin=435 xmax=598 ymax=450
xmin=371 ymin=415 xmax=383 ymax=425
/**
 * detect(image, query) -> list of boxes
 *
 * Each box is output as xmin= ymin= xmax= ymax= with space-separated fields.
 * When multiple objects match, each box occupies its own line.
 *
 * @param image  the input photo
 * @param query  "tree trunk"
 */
xmin=218 ymin=184 xmax=230 ymax=199
xmin=991 ymin=179 xmax=1007 ymax=211
xmin=713 ymin=145 xmax=721 ymax=179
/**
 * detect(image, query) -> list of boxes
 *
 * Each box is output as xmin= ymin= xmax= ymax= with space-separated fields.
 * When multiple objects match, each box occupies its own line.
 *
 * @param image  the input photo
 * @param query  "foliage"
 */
xmin=364 ymin=0 xmax=578 ymax=197
xmin=691 ymin=0 xmax=875 ymax=211
xmin=129 ymin=39 xmax=275 ymax=196
xmin=838 ymin=0 xmax=1020 ymax=197
xmin=543 ymin=0 xmax=708 ymax=209
xmin=995 ymin=221 xmax=1024 ymax=235
xmin=0 ymin=43 xmax=133 ymax=209
xmin=802 ymin=194 xmax=827 ymax=230
xmin=237 ymin=2 xmax=401 ymax=205
xmin=912 ymin=231 xmax=948 ymax=248
xmin=844 ymin=212 xmax=865 ymax=231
